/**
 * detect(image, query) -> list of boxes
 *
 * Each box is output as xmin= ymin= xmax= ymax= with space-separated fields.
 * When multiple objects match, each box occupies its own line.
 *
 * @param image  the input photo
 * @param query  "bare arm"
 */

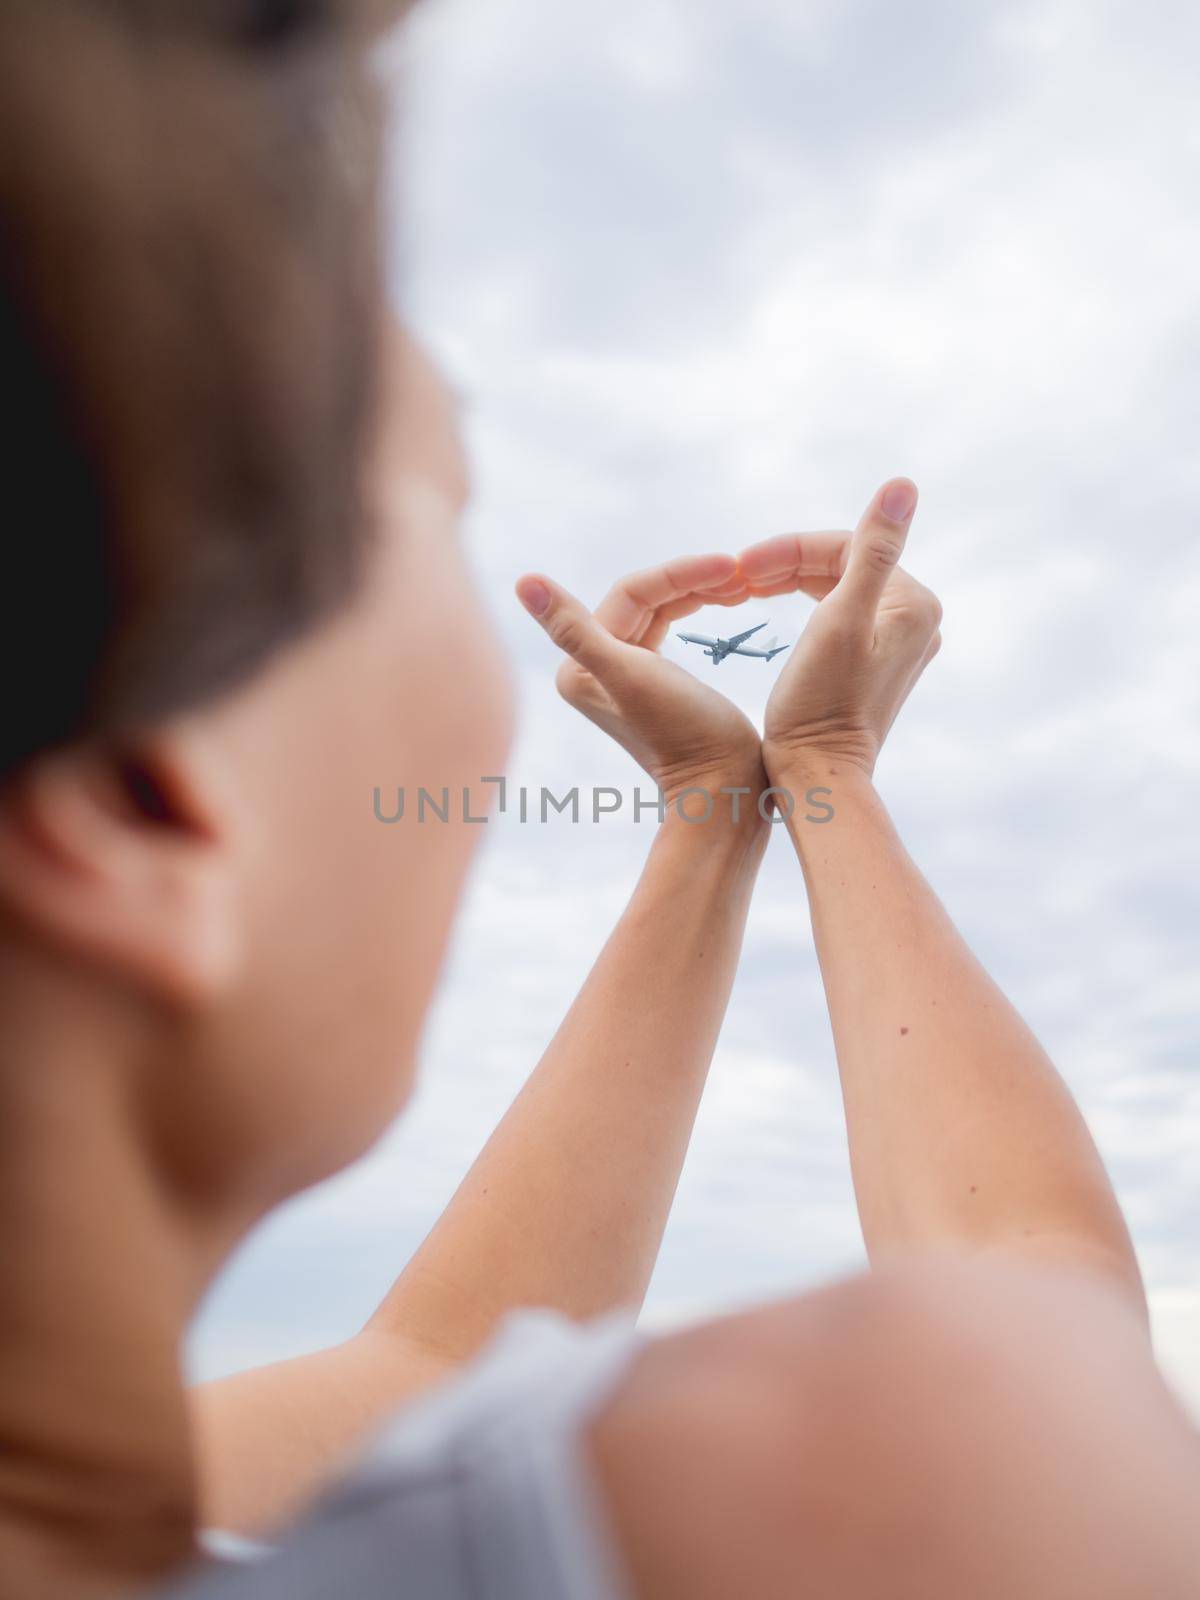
xmin=192 ymin=554 xmax=771 ymax=1531
xmin=371 ymin=799 xmax=767 ymax=1354
xmin=586 ymin=493 xmax=1163 ymax=1600
xmin=779 ymin=759 xmax=1141 ymax=1292
xmin=740 ymin=481 xmax=1144 ymax=1307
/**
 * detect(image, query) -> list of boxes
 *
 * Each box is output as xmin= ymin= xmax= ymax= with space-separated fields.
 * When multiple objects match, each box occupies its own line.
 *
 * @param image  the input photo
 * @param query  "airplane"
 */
xmin=676 ymin=620 xmax=791 ymax=667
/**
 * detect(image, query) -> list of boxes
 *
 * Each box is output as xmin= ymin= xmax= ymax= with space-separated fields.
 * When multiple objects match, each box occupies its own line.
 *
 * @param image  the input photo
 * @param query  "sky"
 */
xmin=190 ymin=0 xmax=1200 ymax=1410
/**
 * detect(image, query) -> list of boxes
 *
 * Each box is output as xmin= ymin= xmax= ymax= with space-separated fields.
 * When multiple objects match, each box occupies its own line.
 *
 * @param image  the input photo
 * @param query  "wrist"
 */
xmin=760 ymin=745 xmax=878 ymax=841
xmin=653 ymin=769 xmax=774 ymax=876
xmin=656 ymin=762 xmax=774 ymax=830
xmin=762 ymin=737 xmax=878 ymax=792
xmin=656 ymin=790 xmax=771 ymax=884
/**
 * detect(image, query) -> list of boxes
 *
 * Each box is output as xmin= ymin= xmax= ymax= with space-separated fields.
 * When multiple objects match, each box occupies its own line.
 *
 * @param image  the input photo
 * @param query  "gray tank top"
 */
xmin=163 ymin=1310 xmax=641 ymax=1599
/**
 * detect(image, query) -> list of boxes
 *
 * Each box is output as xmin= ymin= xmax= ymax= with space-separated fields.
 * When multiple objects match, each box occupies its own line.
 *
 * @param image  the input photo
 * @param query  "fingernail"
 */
xmin=517 ymin=578 xmax=552 ymax=617
xmin=880 ymin=481 xmax=918 ymax=523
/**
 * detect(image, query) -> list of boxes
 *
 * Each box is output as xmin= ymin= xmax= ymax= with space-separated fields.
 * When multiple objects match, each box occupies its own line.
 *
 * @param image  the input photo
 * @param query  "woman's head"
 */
xmin=0 ymin=0 xmax=391 ymax=777
xmin=0 ymin=0 xmax=512 ymax=1229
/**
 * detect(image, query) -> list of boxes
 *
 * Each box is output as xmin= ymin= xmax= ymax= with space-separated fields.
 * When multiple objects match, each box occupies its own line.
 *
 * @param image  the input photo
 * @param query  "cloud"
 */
xmin=193 ymin=0 xmax=1200 ymax=1413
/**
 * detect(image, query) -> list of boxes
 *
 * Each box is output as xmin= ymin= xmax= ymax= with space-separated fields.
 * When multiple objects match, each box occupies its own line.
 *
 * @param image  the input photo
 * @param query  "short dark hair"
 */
xmin=0 ymin=0 xmax=391 ymax=779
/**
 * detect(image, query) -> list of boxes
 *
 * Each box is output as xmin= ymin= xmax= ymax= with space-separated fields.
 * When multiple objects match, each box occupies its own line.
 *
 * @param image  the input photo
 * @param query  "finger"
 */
xmin=635 ymin=577 xmax=769 ymax=647
xmin=832 ymin=479 xmax=919 ymax=620
xmin=594 ymin=554 xmax=742 ymax=650
xmin=515 ymin=574 xmax=632 ymax=686
xmin=735 ymin=531 xmax=851 ymax=591
xmin=744 ymin=573 xmax=839 ymax=602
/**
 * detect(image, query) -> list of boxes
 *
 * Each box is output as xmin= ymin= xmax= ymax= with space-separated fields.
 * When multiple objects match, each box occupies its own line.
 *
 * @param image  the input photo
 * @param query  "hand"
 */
xmin=738 ymin=479 xmax=942 ymax=779
xmin=516 ymin=556 xmax=767 ymax=807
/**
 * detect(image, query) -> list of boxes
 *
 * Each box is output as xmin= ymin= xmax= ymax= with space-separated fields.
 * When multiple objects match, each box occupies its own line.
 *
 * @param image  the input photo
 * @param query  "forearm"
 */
xmin=370 ymin=793 xmax=771 ymax=1357
xmin=774 ymin=751 xmax=1144 ymax=1308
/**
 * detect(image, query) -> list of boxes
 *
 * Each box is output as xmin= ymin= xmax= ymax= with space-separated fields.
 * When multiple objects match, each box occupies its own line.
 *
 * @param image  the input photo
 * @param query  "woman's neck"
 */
xmin=0 ymin=1033 xmax=211 ymax=1598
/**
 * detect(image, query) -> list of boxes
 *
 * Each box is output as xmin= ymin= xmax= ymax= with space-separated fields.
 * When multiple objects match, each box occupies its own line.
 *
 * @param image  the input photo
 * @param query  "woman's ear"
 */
xmin=0 ymin=732 xmax=242 ymax=1009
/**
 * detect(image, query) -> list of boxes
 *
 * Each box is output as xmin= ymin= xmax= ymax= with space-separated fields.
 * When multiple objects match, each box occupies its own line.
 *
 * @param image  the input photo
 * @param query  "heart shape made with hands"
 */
xmin=516 ymin=479 xmax=942 ymax=793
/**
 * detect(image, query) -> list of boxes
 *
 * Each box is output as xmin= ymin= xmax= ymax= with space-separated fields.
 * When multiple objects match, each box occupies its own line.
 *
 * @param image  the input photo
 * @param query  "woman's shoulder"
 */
xmin=171 ymin=1309 xmax=643 ymax=1599
xmin=589 ymin=1259 xmax=1200 ymax=1600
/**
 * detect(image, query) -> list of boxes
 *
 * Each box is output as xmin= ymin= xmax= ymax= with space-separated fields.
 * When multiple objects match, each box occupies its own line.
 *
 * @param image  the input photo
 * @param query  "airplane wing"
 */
xmin=727 ymin=621 xmax=769 ymax=648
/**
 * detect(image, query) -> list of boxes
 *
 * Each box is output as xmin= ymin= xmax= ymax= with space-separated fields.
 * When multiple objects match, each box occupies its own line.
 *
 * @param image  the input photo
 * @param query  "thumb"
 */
xmin=832 ymin=478 xmax=919 ymax=621
xmin=516 ymin=574 xmax=630 ymax=686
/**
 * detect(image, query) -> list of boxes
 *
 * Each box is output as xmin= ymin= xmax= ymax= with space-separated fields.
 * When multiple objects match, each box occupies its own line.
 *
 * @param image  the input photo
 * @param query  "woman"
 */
xmin=0 ymin=3 xmax=1195 ymax=1597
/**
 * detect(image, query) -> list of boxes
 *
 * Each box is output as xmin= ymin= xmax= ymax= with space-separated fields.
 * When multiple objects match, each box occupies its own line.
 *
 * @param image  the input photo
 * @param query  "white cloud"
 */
xmin=193 ymin=0 xmax=1200 ymax=1418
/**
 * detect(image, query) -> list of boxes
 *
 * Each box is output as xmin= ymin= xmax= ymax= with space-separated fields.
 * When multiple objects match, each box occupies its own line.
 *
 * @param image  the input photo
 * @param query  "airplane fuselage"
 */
xmin=676 ymin=622 xmax=790 ymax=667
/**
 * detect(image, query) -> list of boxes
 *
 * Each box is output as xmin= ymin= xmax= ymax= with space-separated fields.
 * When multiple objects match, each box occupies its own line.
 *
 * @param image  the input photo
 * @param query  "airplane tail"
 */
xmin=766 ymin=645 xmax=790 ymax=661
